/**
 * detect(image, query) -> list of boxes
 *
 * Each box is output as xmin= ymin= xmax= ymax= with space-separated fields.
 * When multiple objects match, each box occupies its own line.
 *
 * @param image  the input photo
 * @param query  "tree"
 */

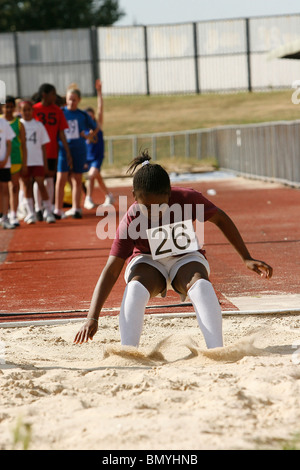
xmin=0 ymin=0 xmax=125 ymax=32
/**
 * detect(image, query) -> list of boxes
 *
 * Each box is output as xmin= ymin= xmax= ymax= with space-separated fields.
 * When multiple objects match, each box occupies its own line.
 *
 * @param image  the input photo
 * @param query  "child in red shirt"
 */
xmin=32 ymin=84 xmax=72 ymax=219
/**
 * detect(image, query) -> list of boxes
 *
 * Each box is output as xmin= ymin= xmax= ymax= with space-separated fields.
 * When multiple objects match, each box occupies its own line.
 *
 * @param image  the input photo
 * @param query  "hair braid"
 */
xmin=127 ymin=150 xmax=171 ymax=195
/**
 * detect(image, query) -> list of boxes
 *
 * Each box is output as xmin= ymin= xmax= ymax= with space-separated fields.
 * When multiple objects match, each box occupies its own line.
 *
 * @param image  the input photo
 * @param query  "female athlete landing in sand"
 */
xmin=74 ymin=151 xmax=272 ymax=349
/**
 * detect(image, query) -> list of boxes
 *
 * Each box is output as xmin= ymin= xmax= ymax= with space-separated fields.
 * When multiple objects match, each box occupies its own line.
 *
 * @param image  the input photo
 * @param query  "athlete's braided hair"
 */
xmin=127 ymin=150 xmax=171 ymax=195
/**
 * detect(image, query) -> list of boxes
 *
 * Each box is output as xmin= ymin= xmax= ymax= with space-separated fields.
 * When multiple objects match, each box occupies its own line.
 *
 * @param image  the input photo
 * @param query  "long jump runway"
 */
xmin=1 ymin=175 xmax=300 ymax=326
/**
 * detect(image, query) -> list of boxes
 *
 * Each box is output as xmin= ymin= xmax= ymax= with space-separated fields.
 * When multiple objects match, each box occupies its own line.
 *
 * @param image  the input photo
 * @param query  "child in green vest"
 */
xmin=2 ymin=96 xmax=27 ymax=226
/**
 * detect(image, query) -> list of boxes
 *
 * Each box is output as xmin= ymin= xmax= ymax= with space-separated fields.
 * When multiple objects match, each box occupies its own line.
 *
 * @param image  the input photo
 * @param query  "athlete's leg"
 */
xmin=172 ymin=262 xmax=223 ymax=349
xmin=34 ymin=176 xmax=49 ymax=202
xmin=95 ymin=170 xmax=110 ymax=196
xmin=70 ymin=172 xmax=83 ymax=211
xmin=86 ymin=166 xmax=96 ymax=198
xmin=119 ymin=263 xmax=166 ymax=347
xmin=22 ymin=174 xmax=35 ymax=221
xmin=34 ymin=166 xmax=55 ymax=213
xmin=54 ymin=171 xmax=68 ymax=213
xmin=44 ymin=160 xmax=57 ymax=207
xmin=8 ymin=171 xmax=20 ymax=215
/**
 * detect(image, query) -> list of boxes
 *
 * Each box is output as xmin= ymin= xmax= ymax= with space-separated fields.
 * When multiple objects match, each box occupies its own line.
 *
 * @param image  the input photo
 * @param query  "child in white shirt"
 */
xmin=0 ymin=117 xmax=16 ymax=229
xmin=20 ymin=101 xmax=55 ymax=224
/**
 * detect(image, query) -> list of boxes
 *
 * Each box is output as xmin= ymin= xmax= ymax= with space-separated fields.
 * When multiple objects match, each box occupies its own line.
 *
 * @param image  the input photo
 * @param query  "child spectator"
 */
xmin=20 ymin=101 xmax=55 ymax=224
xmin=0 ymin=116 xmax=16 ymax=229
xmin=83 ymin=79 xmax=114 ymax=210
xmin=2 ymin=96 xmax=27 ymax=227
xmin=33 ymin=83 xmax=71 ymax=220
xmin=54 ymin=83 xmax=98 ymax=219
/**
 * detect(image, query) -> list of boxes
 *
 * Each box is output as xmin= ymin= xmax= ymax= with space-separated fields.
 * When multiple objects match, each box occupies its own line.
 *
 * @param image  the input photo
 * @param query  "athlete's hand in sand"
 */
xmin=244 ymin=258 xmax=273 ymax=279
xmin=73 ymin=319 xmax=98 ymax=344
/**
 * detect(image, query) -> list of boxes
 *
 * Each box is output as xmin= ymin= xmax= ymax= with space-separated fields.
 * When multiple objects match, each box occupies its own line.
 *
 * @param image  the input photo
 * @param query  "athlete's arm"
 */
xmin=0 ymin=140 xmax=11 ymax=169
xmin=74 ymin=256 xmax=125 ymax=344
xmin=208 ymin=208 xmax=273 ymax=279
xmin=81 ymin=126 xmax=100 ymax=143
xmin=95 ymin=78 xmax=103 ymax=130
xmin=20 ymin=122 xmax=28 ymax=171
xmin=41 ymin=143 xmax=48 ymax=174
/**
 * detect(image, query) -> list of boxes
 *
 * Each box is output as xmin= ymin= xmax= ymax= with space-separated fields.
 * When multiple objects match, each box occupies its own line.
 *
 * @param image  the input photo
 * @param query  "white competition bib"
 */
xmin=146 ymin=220 xmax=199 ymax=260
xmin=65 ymin=120 xmax=80 ymax=140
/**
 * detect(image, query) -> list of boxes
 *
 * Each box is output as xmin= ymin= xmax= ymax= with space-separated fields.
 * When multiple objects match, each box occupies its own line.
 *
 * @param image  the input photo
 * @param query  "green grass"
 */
xmin=281 ymin=432 xmax=300 ymax=450
xmin=81 ymin=89 xmax=299 ymax=171
xmin=81 ymin=90 xmax=299 ymax=137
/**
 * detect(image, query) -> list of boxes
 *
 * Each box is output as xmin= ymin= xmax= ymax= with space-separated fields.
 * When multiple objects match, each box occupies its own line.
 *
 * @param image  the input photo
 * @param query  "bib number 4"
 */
xmin=146 ymin=220 xmax=200 ymax=260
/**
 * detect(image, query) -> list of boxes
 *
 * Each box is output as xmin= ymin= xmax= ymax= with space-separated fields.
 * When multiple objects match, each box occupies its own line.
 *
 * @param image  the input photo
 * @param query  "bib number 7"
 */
xmin=146 ymin=220 xmax=199 ymax=260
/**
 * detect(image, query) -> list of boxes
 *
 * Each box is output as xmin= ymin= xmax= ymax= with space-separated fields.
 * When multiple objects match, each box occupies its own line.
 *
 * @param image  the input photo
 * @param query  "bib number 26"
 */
xmin=146 ymin=220 xmax=199 ymax=260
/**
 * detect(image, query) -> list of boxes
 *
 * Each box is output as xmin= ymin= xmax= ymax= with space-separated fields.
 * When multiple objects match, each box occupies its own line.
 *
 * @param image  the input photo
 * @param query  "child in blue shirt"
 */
xmin=54 ymin=84 xmax=98 ymax=219
xmin=83 ymin=79 xmax=114 ymax=210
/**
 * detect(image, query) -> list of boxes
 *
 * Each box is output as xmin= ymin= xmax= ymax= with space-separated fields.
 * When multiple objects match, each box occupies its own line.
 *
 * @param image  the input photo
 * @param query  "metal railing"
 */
xmin=215 ymin=120 xmax=300 ymax=186
xmin=104 ymin=128 xmax=217 ymax=165
xmin=104 ymin=120 xmax=300 ymax=186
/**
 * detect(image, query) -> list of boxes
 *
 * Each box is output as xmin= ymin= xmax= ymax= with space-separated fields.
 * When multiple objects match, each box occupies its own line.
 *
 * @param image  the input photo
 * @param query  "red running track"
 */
xmin=1 ymin=177 xmax=300 ymax=323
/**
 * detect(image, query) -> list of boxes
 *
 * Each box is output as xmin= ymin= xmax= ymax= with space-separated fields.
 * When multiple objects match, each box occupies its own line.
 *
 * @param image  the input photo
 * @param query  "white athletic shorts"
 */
xmin=124 ymin=251 xmax=210 ymax=300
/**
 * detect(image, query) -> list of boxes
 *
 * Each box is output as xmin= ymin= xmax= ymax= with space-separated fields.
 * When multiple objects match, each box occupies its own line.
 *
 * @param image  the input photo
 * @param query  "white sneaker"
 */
xmin=17 ymin=204 xmax=27 ymax=221
xmin=53 ymin=209 xmax=66 ymax=220
xmin=64 ymin=208 xmax=75 ymax=217
xmin=9 ymin=215 xmax=20 ymax=227
xmin=102 ymin=193 xmax=115 ymax=207
xmin=64 ymin=208 xmax=82 ymax=218
xmin=24 ymin=214 xmax=36 ymax=225
xmin=84 ymin=197 xmax=95 ymax=210
xmin=44 ymin=210 xmax=56 ymax=224
xmin=2 ymin=218 xmax=16 ymax=229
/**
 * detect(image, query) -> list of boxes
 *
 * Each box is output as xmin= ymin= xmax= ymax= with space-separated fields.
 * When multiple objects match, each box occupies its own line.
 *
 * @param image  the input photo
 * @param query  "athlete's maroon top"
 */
xmin=109 ymin=186 xmax=218 ymax=263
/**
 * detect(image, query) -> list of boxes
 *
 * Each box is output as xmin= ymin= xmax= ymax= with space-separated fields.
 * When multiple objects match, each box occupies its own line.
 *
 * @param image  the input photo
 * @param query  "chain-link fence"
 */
xmin=1 ymin=14 xmax=300 ymax=98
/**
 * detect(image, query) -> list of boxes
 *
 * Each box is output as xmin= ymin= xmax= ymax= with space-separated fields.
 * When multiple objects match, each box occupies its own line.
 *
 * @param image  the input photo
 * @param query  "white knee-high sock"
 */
xmin=24 ymin=198 xmax=34 ymax=217
xmin=188 ymin=279 xmax=223 ymax=349
xmin=33 ymin=181 xmax=42 ymax=212
xmin=18 ymin=188 xmax=24 ymax=206
xmin=119 ymin=280 xmax=150 ymax=347
xmin=44 ymin=178 xmax=54 ymax=207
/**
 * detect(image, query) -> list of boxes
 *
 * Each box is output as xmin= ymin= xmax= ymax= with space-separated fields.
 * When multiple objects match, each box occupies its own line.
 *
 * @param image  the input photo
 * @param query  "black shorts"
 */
xmin=47 ymin=158 xmax=57 ymax=173
xmin=0 ymin=168 xmax=11 ymax=182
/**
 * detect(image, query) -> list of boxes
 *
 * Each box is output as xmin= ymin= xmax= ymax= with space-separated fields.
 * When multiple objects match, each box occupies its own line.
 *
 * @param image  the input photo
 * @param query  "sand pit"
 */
xmin=0 ymin=312 xmax=299 ymax=450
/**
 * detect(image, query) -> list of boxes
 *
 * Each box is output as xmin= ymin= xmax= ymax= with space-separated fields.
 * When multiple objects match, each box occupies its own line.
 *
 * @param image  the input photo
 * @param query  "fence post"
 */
xmin=245 ymin=18 xmax=252 ymax=93
xmin=108 ymin=139 xmax=114 ymax=164
xmin=132 ymin=136 xmax=138 ymax=159
xmin=13 ymin=32 xmax=21 ymax=98
xmin=196 ymin=132 xmax=201 ymax=159
xmin=170 ymin=135 xmax=175 ymax=157
xmin=185 ymin=133 xmax=190 ymax=158
xmin=90 ymin=26 xmax=99 ymax=95
xmin=193 ymin=23 xmax=200 ymax=94
xmin=152 ymin=136 xmax=157 ymax=160
xmin=144 ymin=26 xmax=150 ymax=96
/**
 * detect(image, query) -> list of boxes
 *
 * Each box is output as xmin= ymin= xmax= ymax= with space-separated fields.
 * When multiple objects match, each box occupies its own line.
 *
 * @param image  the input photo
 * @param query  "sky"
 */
xmin=116 ymin=0 xmax=300 ymax=26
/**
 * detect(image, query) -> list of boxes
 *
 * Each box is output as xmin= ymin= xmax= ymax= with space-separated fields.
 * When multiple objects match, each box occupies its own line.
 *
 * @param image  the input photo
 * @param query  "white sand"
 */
xmin=0 ymin=313 xmax=300 ymax=450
